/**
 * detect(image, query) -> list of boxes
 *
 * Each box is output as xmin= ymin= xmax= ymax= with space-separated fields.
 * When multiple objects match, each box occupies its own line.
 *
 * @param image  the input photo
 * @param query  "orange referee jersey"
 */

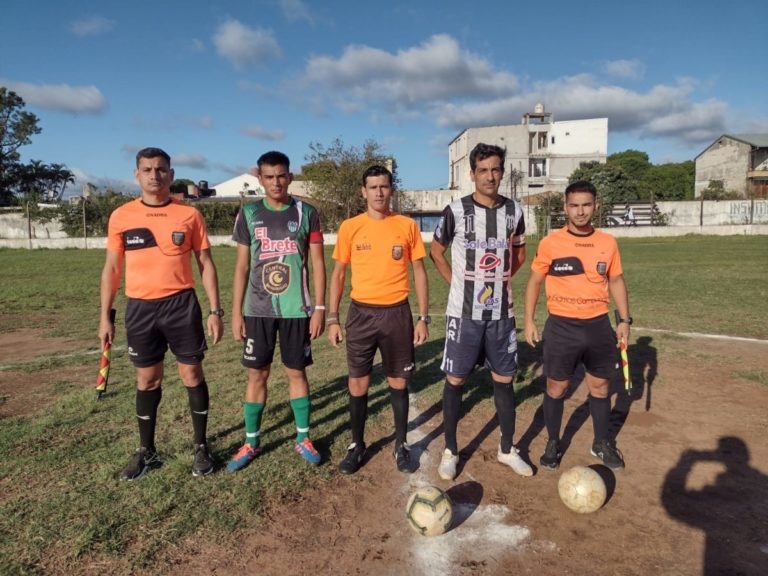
xmin=333 ymin=212 xmax=425 ymax=305
xmin=106 ymin=198 xmax=211 ymax=300
xmin=531 ymin=227 xmax=623 ymax=319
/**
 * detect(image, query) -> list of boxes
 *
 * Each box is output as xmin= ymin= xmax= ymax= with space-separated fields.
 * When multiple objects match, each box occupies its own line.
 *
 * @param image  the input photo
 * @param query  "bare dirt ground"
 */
xmin=3 ymin=330 xmax=767 ymax=575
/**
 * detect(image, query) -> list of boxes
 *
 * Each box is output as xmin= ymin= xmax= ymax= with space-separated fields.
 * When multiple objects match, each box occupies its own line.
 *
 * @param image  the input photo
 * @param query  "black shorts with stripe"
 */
xmin=125 ymin=288 xmax=207 ymax=368
xmin=345 ymin=299 xmax=415 ymax=379
xmin=542 ymin=313 xmax=618 ymax=380
xmin=241 ymin=316 xmax=312 ymax=370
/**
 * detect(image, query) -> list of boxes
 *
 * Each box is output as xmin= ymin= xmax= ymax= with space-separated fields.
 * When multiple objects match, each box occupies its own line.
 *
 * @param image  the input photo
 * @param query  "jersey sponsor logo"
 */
xmin=461 ymin=237 xmax=509 ymax=250
xmin=287 ymin=220 xmax=299 ymax=233
xmin=478 ymin=253 xmax=501 ymax=270
xmin=392 ymin=244 xmax=403 ymax=260
xmin=263 ymin=261 xmax=291 ymax=295
xmin=476 ymin=285 xmax=501 ymax=310
xmin=550 ymin=257 xmax=585 ymax=276
xmin=575 ymin=242 xmax=594 ymax=247
xmin=355 ymin=242 xmax=372 ymax=251
xmin=171 ymin=231 xmax=185 ymax=246
xmin=254 ymin=227 xmax=298 ymax=259
xmin=146 ymin=213 xmax=168 ymax=217
xmin=123 ymin=228 xmax=157 ymax=250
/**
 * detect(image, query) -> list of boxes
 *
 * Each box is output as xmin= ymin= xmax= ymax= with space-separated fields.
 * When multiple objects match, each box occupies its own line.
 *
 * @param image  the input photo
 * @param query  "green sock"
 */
xmin=290 ymin=396 xmax=311 ymax=442
xmin=243 ymin=401 xmax=265 ymax=447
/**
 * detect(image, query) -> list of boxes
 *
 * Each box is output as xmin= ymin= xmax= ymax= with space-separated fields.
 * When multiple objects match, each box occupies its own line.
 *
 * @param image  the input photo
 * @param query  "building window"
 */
xmin=529 ymin=158 xmax=547 ymax=177
xmin=551 ymin=136 xmax=555 ymax=145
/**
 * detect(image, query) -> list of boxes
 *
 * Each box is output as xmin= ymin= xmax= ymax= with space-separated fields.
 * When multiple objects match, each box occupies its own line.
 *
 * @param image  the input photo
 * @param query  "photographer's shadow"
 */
xmin=661 ymin=437 xmax=768 ymax=575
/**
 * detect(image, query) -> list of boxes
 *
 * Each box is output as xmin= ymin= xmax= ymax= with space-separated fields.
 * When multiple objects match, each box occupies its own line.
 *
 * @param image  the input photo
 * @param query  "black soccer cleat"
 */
xmin=120 ymin=447 xmax=159 ymax=481
xmin=394 ymin=442 xmax=417 ymax=474
xmin=338 ymin=442 xmax=366 ymax=475
xmin=591 ymin=438 xmax=625 ymax=470
xmin=192 ymin=443 xmax=215 ymax=477
xmin=540 ymin=439 xmax=562 ymax=470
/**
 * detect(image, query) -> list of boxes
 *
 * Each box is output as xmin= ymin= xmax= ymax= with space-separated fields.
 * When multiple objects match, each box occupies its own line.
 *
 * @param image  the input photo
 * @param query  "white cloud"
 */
xmin=173 ymin=154 xmax=209 ymax=169
xmin=602 ymin=59 xmax=645 ymax=80
xmin=213 ymin=19 xmax=281 ymax=70
xmin=279 ymin=0 xmax=315 ymax=25
xmin=434 ymin=74 xmax=727 ymax=147
xmin=70 ymin=16 xmax=115 ymax=37
xmin=240 ymin=126 xmax=286 ymax=141
xmin=299 ymin=34 xmax=517 ymax=108
xmin=191 ymin=38 xmax=205 ymax=52
xmin=1 ymin=80 xmax=106 ymax=114
xmin=744 ymin=118 xmax=768 ymax=134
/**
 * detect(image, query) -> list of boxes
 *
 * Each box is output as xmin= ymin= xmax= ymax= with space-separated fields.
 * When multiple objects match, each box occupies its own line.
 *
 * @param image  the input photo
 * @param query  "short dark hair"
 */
xmin=257 ymin=150 xmax=290 ymax=170
xmin=362 ymin=164 xmax=393 ymax=187
xmin=136 ymin=147 xmax=171 ymax=167
xmin=469 ymin=143 xmax=506 ymax=172
xmin=564 ymin=180 xmax=598 ymax=198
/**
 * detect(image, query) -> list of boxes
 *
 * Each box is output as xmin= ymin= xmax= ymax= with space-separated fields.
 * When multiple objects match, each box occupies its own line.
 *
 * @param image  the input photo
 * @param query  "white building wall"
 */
xmin=447 ymin=114 xmax=607 ymax=199
xmin=695 ymin=137 xmax=751 ymax=197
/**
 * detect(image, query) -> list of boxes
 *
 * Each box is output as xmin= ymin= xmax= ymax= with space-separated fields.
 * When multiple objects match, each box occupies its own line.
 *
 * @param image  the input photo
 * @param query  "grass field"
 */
xmin=0 ymin=235 xmax=765 ymax=573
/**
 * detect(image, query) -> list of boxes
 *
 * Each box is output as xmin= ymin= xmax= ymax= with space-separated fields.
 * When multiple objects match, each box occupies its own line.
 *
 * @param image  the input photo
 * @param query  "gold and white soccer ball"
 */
xmin=406 ymin=486 xmax=454 ymax=536
xmin=558 ymin=465 xmax=607 ymax=513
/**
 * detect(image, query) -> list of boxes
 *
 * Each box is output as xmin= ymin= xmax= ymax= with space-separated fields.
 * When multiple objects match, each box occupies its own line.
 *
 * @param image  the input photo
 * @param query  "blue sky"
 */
xmin=2 ymin=0 xmax=765 ymax=197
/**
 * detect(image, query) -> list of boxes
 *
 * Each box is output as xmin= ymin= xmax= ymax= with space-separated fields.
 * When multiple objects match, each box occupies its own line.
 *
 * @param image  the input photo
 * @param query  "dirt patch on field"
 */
xmin=158 ymin=334 xmax=768 ymax=576
xmin=0 ymin=329 xmax=92 ymax=418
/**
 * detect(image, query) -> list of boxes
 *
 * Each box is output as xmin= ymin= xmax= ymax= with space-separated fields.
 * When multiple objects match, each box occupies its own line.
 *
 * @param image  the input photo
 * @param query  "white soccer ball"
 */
xmin=406 ymin=486 xmax=454 ymax=536
xmin=558 ymin=465 xmax=607 ymax=514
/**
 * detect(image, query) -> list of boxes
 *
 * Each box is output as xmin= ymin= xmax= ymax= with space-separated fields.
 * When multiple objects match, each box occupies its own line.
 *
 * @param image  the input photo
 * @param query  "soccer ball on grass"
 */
xmin=405 ymin=486 xmax=454 ymax=536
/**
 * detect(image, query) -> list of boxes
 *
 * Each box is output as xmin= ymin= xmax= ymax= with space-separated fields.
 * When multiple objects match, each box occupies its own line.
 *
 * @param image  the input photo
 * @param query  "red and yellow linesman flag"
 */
xmin=96 ymin=309 xmax=116 ymax=399
xmin=619 ymin=337 xmax=631 ymax=391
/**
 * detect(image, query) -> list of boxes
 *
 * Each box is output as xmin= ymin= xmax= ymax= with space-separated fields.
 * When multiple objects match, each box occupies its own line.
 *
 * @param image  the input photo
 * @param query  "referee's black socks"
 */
xmin=187 ymin=380 xmax=210 ymax=446
xmin=136 ymin=387 xmax=162 ymax=451
xmin=589 ymin=395 xmax=611 ymax=443
xmin=389 ymin=386 xmax=409 ymax=446
xmin=543 ymin=392 xmax=565 ymax=441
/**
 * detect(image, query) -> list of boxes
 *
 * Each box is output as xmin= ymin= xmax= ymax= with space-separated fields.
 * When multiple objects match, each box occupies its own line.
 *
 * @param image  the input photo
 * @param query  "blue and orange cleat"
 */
xmin=227 ymin=443 xmax=262 ymax=472
xmin=295 ymin=437 xmax=321 ymax=465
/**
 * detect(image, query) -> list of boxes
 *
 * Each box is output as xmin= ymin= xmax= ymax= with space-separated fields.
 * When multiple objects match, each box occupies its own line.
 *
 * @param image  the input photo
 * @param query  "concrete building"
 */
xmin=209 ymin=173 xmax=312 ymax=199
xmin=694 ymin=134 xmax=768 ymax=198
xmin=447 ymin=104 xmax=608 ymax=200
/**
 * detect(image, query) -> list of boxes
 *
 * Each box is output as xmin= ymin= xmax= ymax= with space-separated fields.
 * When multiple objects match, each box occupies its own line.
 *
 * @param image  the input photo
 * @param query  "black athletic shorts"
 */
xmin=241 ymin=316 xmax=312 ymax=370
xmin=542 ymin=313 xmax=618 ymax=380
xmin=125 ymin=288 xmax=207 ymax=368
xmin=345 ymin=299 xmax=415 ymax=379
xmin=440 ymin=316 xmax=518 ymax=378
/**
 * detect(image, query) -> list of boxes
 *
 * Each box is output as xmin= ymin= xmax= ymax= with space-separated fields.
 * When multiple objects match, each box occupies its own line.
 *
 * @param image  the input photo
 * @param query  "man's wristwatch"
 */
xmin=617 ymin=316 xmax=633 ymax=325
xmin=209 ymin=308 xmax=225 ymax=318
xmin=417 ymin=315 xmax=432 ymax=325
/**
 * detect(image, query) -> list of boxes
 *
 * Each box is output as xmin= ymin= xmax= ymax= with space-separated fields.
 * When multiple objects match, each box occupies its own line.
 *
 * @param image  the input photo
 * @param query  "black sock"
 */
xmin=543 ymin=393 xmax=564 ymax=441
xmin=187 ymin=380 xmax=209 ymax=445
xmin=493 ymin=380 xmax=516 ymax=453
xmin=136 ymin=388 xmax=162 ymax=451
xmin=389 ymin=386 xmax=409 ymax=446
xmin=349 ymin=393 xmax=368 ymax=447
xmin=589 ymin=395 xmax=611 ymax=443
xmin=442 ymin=382 xmax=463 ymax=454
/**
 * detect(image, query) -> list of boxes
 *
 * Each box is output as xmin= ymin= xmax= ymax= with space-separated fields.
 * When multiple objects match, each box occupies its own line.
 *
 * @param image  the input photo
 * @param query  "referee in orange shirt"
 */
xmin=327 ymin=165 xmax=430 ymax=475
xmin=524 ymin=180 xmax=631 ymax=471
xmin=99 ymin=147 xmax=223 ymax=480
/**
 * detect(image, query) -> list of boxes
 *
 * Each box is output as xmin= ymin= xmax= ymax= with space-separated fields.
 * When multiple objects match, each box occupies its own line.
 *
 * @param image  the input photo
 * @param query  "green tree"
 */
xmin=303 ymin=138 xmax=400 ymax=230
xmin=644 ymin=161 xmax=695 ymax=200
xmin=701 ymin=180 xmax=740 ymax=200
xmin=608 ymin=150 xmax=652 ymax=183
xmin=55 ymin=191 xmax=134 ymax=236
xmin=0 ymin=87 xmax=42 ymax=205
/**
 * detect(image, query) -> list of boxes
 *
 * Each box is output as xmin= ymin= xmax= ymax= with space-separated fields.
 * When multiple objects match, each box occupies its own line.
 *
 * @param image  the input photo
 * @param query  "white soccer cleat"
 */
xmin=497 ymin=445 xmax=533 ymax=477
xmin=438 ymin=448 xmax=459 ymax=480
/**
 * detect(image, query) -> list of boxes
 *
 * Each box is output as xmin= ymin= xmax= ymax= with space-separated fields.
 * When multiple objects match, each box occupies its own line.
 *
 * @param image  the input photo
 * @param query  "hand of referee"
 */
xmin=207 ymin=314 xmax=223 ymax=345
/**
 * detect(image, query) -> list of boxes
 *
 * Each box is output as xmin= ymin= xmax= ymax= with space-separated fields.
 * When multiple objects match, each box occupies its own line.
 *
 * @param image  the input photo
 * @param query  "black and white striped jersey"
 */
xmin=433 ymin=194 xmax=525 ymax=320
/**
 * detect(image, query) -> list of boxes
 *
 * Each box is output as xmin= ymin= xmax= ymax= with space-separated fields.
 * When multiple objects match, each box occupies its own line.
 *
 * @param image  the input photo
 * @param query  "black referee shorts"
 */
xmin=542 ymin=313 xmax=618 ymax=381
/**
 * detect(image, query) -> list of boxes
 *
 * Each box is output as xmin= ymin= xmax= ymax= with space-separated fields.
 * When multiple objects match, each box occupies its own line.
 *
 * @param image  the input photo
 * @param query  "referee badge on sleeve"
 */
xmin=392 ymin=245 xmax=403 ymax=260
